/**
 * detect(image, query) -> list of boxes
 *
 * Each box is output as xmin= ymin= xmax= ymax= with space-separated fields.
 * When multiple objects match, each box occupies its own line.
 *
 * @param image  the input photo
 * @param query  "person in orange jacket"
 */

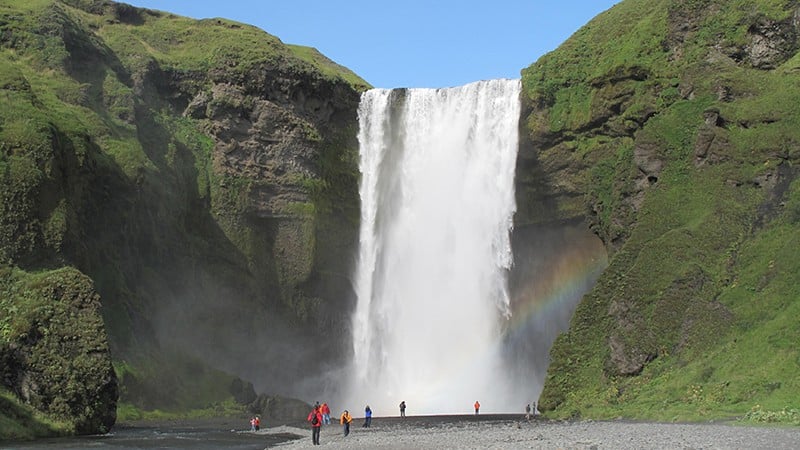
xmin=340 ymin=409 xmax=353 ymax=436
xmin=307 ymin=405 xmax=323 ymax=445
xmin=474 ymin=400 xmax=480 ymax=415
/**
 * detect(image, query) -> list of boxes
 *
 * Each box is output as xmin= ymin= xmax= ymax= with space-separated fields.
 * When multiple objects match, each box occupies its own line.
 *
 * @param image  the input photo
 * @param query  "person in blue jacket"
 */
xmin=363 ymin=405 xmax=372 ymax=427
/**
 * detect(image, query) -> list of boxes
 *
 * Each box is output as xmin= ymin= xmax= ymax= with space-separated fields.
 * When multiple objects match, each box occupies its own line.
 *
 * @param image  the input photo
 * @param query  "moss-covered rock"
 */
xmin=0 ymin=266 xmax=117 ymax=435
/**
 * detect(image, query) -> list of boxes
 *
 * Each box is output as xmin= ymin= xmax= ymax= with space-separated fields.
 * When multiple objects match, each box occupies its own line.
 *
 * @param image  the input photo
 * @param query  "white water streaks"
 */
xmin=348 ymin=79 xmax=522 ymax=415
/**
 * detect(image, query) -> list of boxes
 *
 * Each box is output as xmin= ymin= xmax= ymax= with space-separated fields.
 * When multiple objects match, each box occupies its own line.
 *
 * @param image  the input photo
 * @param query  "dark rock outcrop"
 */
xmin=247 ymin=394 xmax=309 ymax=423
xmin=229 ymin=377 xmax=257 ymax=405
xmin=744 ymin=12 xmax=800 ymax=69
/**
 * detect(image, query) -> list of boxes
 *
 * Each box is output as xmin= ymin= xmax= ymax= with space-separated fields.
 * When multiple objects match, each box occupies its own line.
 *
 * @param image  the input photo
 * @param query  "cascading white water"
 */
xmin=348 ymin=79 xmax=522 ymax=415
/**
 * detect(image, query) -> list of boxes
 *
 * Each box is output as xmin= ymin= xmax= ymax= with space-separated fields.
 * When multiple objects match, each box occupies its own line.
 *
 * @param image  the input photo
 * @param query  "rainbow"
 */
xmin=508 ymin=238 xmax=609 ymax=334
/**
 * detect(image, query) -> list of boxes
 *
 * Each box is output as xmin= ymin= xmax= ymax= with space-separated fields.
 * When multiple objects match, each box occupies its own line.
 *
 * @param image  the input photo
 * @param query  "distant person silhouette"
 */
xmin=525 ymin=403 xmax=531 ymax=421
xmin=399 ymin=401 xmax=406 ymax=417
xmin=363 ymin=405 xmax=372 ymax=427
xmin=474 ymin=400 xmax=480 ymax=415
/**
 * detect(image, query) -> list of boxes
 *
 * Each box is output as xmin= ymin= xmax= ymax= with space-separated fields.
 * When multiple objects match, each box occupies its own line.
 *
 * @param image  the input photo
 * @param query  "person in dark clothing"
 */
xmin=363 ymin=405 xmax=372 ymax=427
xmin=399 ymin=401 xmax=406 ymax=417
xmin=307 ymin=405 xmax=323 ymax=445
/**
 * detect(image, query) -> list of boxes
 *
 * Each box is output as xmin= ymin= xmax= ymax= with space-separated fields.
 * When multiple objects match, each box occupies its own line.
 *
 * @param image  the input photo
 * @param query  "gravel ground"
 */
xmin=265 ymin=414 xmax=800 ymax=449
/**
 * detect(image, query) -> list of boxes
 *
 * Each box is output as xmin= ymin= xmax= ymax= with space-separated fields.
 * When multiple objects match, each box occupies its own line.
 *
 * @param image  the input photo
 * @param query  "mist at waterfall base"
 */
xmin=328 ymin=79 xmax=607 ymax=416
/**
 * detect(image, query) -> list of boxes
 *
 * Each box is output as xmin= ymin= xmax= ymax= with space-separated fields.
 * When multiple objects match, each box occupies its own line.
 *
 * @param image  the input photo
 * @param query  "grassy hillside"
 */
xmin=1 ymin=0 xmax=367 ymax=436
xmin=523 ymin=0 xmax=800 ymax=423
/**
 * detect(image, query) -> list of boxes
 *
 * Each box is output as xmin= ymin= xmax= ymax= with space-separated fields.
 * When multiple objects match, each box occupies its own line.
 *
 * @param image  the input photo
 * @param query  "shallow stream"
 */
xmin=3 ymin=421 xmax=299 ymax=449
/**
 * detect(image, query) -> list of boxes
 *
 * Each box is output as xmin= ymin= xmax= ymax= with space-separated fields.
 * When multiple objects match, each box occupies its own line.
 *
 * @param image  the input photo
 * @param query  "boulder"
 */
xmin=0 ymin=266 xmax=118 ymax=435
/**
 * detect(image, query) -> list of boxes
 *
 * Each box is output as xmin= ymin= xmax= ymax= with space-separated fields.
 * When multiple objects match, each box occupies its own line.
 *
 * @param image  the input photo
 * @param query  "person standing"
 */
xmin=321 ymin=402 xmax=331 ymax=425
xmin=474 ymin=400 xmax=480 ymax=415
xmin=340 ymin=409 xmax=353 ymax=436
xmin=399 ymin=401 xmax=406 ymax=417
xmin=307 ymin=405 xmax=322 ymax=445
xmin=363 ymin=405 xmax=372 ymax=427
xmin=525 ymin=403 xmax=531 ymax=421
xmin=254 ymin=415 xmax=261 ymax=431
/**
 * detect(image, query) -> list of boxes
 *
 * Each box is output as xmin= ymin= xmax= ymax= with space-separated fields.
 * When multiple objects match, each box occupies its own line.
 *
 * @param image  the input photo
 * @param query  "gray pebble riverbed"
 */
xmin=267 ymin=415 xmax=800 ymax=449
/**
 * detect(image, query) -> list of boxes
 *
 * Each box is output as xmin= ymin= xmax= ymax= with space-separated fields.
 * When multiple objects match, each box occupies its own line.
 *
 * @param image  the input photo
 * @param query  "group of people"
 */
xmin=525 ymin=401 xmax=540 ymax=421
xmin=305 ymin=401 xmax=392 ymax=444
xmin=306 ymin=401 xmax=375 ymax=445
xmin=248 ymin=415 xmax=261 ymax=431
xmin=305 ymin=399 xmax=541 ymax=444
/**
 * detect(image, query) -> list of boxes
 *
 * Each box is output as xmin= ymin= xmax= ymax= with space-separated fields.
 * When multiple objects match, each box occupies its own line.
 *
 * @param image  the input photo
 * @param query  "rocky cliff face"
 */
xmin=0 ymin=0 xmax=366 ymax=435
xmin=520 ymin=0 xmax=800 ymax=420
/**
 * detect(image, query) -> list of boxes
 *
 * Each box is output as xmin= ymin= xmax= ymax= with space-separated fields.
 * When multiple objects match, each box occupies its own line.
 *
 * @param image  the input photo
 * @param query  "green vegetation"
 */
xmin=744 ymin=405 xmax=800 ymax=426
xmin=6 ymin=0 xmax=796 ymax=437
xmin=289 ymin=44 xmax=370 ymax=90
xmin=0 ymin=388 xmax=71 ymax=441
xmin=112 ymin=357 xmax=247 ymax=422
xmin=526 ymin=0 xmax=800 ymax=422
xmin=1 ymin=0 xmax=365 ymax=438
xmin=115 ymin=399 xmax=246 ymax=422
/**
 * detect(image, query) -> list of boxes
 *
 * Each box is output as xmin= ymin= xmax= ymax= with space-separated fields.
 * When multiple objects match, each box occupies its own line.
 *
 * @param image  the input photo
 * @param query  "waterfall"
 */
xmin=348 ymin=79 xmax=522 ymax=415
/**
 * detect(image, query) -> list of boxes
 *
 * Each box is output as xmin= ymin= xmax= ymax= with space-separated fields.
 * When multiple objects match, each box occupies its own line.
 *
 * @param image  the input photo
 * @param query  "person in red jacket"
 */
xmin=474 ymin=400 xmax=480 ymax=415
xmin=307 ymin=405 xmax=323 ymax=445
xmin=321 ymin=402 xmax=331 ymax=424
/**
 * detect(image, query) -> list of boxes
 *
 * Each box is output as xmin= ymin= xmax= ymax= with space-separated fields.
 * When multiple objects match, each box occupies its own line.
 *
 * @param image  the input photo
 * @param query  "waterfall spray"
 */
xmin=348 ymin=79 xmax=522 ymax=415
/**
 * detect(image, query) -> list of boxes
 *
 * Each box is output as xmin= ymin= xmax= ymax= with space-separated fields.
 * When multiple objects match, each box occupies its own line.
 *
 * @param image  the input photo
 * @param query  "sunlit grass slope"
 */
xmin=523 ymin=0 xmax=800 ymax=423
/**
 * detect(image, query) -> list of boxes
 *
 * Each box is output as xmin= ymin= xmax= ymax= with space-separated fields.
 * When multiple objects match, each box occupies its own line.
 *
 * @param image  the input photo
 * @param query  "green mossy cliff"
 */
xmin=0 ymin=0 xmax=367 ymax=437
xmin=520 ymin=0 xmax=800 ymax=421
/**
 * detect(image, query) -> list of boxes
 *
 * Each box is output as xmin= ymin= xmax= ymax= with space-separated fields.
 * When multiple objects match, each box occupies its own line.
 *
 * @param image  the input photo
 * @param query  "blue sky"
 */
xmin=125 ymin=1 xmax=621 ymax=89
